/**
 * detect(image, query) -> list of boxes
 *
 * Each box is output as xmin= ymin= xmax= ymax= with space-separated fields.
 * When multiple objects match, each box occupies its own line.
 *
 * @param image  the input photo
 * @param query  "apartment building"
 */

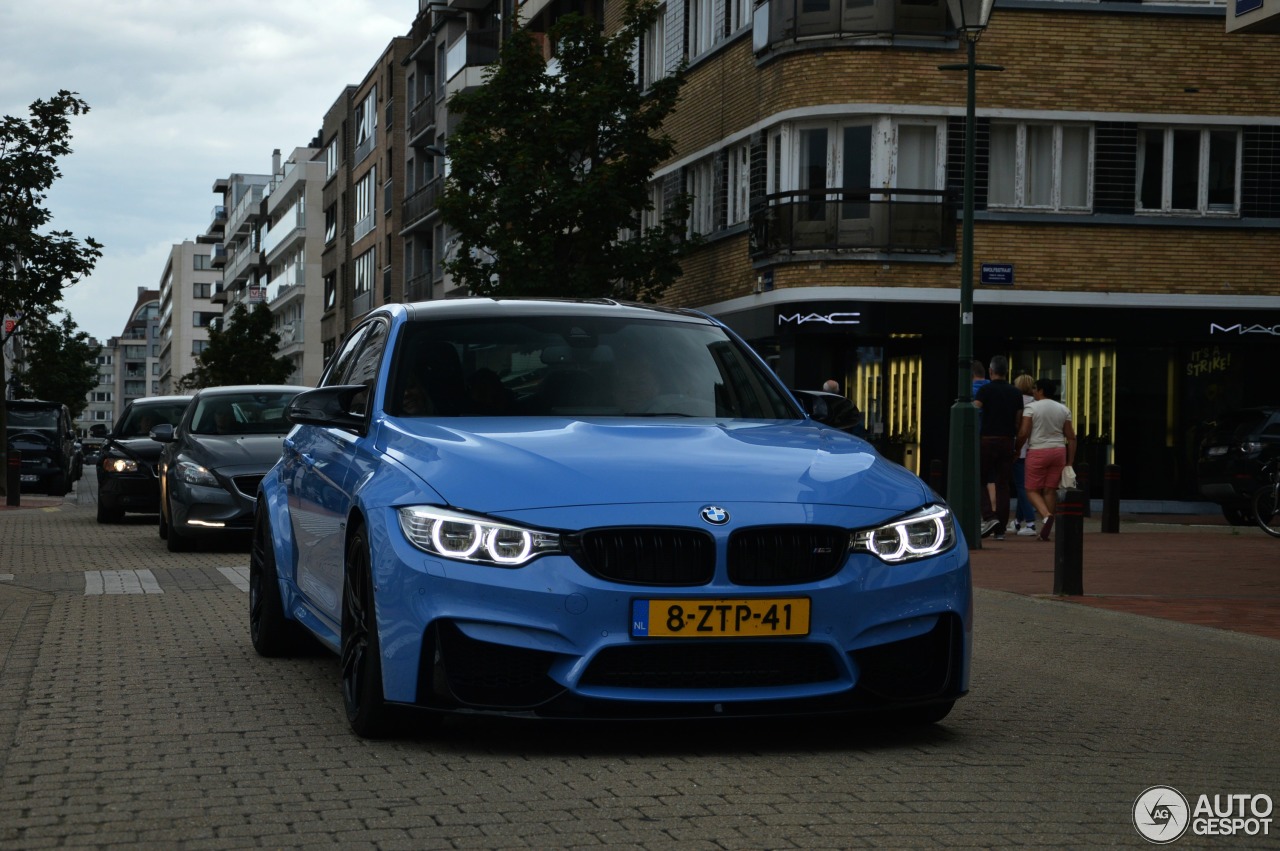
xmin=116 ymin=287 xmax=163 ymax=407
xmin=77 ymin=337 xmax=117 ymax=438
xmin=209 ymin=171 xmax=272 ymax=314
xmin=157 ymin=242 xmax=221 ymax=393
xmin=263 ymin=147 xmax=327 ymax=387
xmin=618 ymin=0 xmax=1280 ymax=501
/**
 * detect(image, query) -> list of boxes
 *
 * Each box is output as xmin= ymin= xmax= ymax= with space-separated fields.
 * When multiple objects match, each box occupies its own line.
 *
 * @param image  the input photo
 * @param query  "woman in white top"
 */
xmin=1015 ymin=378 xmax=1077 ymax=542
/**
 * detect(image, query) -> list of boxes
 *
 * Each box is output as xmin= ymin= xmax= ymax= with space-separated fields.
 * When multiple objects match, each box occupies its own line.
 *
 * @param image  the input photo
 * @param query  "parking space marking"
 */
xmin=218 ymin=566 xmax=250 ymax=593
xmin=84 ymin=570 xmax=164 ymax=595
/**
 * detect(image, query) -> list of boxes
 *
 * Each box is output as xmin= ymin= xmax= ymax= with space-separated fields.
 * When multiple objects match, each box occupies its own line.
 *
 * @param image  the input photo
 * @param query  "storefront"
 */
xmin=708 ymin=289 xmax=1280 ymax=502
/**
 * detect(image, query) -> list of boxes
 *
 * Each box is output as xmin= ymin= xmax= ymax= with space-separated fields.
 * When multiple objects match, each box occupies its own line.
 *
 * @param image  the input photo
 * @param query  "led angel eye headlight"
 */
xmin=398 ymin=506 xmax=560 ymax=567
xmin=851 ymin=505 xmax=956 ymax=564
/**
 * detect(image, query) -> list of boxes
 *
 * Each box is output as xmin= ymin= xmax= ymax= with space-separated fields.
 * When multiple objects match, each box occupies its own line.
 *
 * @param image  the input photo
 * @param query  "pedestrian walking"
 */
xmin=1015 ymin=377 xmax=1077 ymax=542
xmin=974 ymin=356 xmax=1023 ymax=539
xmin=1012 ymin=373 xmax=1037 ymax=536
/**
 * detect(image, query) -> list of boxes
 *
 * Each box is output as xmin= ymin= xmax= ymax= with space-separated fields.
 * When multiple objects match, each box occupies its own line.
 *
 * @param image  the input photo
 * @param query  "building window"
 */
xmin=193 ymin=312 xmax=219 ymax=328
xmin=325 ymin=136 xmax=339 ymax=178
xmin=355 ymin=88 xmax=378 ymax=162
xmin=193 ymin=254 xmax=213 ymax=271
xmin=192 ymin=340 xmax=210 ymax=355
xmin=324 ymin=272 xmax=337 ymax=310
xmin=687 ymin=0 xmax=715 ymax=57
xmin=641 ymin=6 xmax=667 ymax=88
xmin=354 ymin=167 xmax=377 ymax=239
xmin=193 ymin=282 xmax=212 ymax=299
xmin=727 ymin=142 xmax=750 ymax=225
xmin=1136 ymin=126 xmax=1239 ymax=215
xmin=354 ymin=248 xmax=376 ymax=296
xmin=324 ymin=204 xmax=337 ymax=243
xmin=686 ymin=158 xmax=715 ymax=236
xmin=988 ymin=122 xmax=1091 ymax=211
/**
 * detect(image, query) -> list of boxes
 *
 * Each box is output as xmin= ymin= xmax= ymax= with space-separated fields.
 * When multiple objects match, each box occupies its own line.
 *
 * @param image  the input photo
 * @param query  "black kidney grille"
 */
xmin=728 ymin=526 xmax=849 ymax=585
xmin=580 ymin=642 xmax=839 ymax=689
xmin=566 ymin=528 xmax=715 ymax=586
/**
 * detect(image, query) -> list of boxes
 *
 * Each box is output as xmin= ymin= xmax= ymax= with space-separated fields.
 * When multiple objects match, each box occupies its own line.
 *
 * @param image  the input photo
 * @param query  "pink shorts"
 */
xmin=1025 ymin=447 xmax=1066 ymax=490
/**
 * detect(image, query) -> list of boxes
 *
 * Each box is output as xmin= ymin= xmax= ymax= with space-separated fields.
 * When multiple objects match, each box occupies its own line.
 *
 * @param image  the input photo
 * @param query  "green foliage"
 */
xmin=1 ymin=90 xmax=102 ymax=495
xmin=177 ymin=303 xmax=295 ymax=390
xmin=12 ymin=314 xmax=99 ymax=419
xmin=439 ymin=0 xmax=695 ymax=302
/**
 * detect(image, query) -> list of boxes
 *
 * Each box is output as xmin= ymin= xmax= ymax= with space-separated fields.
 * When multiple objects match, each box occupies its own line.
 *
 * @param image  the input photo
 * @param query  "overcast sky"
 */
xmin=2 ymin=1 xmax=420 ymax=344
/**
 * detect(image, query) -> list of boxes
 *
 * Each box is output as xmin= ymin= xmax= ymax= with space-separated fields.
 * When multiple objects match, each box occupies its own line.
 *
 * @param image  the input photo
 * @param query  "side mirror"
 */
xmin=811 ymin=399 xmax=830 ymax=422
xmin=150 ymin=423 xmax=176 ymax=443
xmin=286 ymin=385 xmax=368 ymax=434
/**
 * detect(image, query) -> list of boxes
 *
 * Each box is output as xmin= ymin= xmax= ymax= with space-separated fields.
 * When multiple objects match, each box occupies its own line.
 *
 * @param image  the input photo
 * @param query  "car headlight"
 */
xmin=174 ymin=458 xmax=220 ymax=488
xmin=850 ymin=504 xmax=956 ymax=564
xmin=397 ymin=506 xmax=561 ymax=567
xmin=102 ymin=457 xmax=137 ymax=474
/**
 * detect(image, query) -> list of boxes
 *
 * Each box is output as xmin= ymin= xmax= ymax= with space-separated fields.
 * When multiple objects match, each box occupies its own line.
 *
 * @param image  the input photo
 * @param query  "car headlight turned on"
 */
xmin=398 ymin=506 xmax=561 ymax=567
xmin=102 ymin=457 xmax=138 ymax=474
xmin=174 ymin=457 xmax=220 ymax=488
xmin=850 ymin=504 xmax=957 ymax=564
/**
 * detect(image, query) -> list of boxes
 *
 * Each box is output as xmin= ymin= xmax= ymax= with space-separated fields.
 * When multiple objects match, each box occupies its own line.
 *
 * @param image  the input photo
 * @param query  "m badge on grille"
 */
xmin=699 ymin=506 xmax=730 ymax=525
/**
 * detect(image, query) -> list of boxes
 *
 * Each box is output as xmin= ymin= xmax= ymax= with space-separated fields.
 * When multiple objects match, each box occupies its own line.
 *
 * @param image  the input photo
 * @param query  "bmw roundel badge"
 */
xmin=700 ymin=505 xmax=730 ymax=525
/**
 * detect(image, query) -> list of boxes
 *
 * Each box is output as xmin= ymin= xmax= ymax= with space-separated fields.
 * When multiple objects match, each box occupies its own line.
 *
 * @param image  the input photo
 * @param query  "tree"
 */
xmin=1 ymin=91 xmax=102 ymax=496
xmin=439 ymin=0 xmax=695 ymax=303
xmin=11 ymin=314 xmax=98 ymax=418
xmin=176 ymin=302 xmax=295 ymax=390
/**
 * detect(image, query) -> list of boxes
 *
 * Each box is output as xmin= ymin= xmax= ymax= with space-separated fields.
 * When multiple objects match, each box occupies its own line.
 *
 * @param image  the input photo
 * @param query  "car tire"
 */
xmin=97 ymin=501 xmax=124 ymax=524
xmin=1221 ymin=505 xmax=1255 ymax=526
xmin=249 ymin=508 xmax=313 ymax=657
xmin=341 ymin=525 xmax=399 ymax=739
xmin=166 ymin=494 xmax=192 ymax=552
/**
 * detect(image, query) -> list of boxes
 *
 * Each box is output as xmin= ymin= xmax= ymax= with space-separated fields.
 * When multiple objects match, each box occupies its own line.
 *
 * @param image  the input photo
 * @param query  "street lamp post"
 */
xmin=940 ymin=0 xmax=999 ymax=548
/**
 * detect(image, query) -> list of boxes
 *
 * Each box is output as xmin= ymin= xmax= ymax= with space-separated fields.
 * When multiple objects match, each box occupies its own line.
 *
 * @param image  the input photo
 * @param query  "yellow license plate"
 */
xmin=631 ymin=598 xmax=810 ymax=638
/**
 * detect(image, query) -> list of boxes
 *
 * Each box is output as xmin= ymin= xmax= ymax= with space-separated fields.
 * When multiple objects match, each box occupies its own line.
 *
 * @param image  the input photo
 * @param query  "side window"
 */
xmin=321 ymin=325 xmax=372 ymax=388
xmin=343 ymin=321 xmax=389 ymax=416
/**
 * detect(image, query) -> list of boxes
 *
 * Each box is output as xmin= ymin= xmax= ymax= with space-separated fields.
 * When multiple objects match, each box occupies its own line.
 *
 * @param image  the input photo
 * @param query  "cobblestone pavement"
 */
xmin=1 ymin=474 xmax=1276 ymax=849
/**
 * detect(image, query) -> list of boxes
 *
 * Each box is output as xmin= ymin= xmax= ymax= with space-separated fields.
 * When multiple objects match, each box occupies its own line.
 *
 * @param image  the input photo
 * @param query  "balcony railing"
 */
xmin=407 ymin=93 xmax=436 ymax=144
xmin=749 ymin=189 xmax=955 ymax=259
xmin=757 ymin=0 xmax=951 ymax=48
xmin=405 ymin=271 xmax=434 ymax=303
xmin=402 ymin=176 xmax=443 ymax=232
xmin=446 ymin=28 xmax=499 ymax=83
xmin=355 ymin=129 xmax=378 ymax=166
xmin=210 ymin=244 xmax=227 ymax=268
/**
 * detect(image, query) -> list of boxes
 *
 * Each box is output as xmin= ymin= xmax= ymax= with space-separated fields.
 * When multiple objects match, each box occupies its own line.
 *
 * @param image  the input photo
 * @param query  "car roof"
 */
xmin=7 ymin=399 xmax=67 ymax=409
xmin=189 ymin=385 xmax=303 ymax=398
xmin=397 ymin=297 xmax=713 ymax=325
xmin=128 ymin=395 xmax=193 ymax=407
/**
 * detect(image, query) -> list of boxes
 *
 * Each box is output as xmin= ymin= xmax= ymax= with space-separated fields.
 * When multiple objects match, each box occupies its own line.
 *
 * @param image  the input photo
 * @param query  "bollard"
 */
xmin=1053 ymin=487 xmax=1086 ymax=596
xmin=1101 ymin=463 xmax=1120 ymax=533
xmin=6 ymin=450 xmax=20 ymax=507
xmin=929 ymin=458 xmax=945 ymax=497
xmin=1076 ymin=462 xmax=1091 ymax=518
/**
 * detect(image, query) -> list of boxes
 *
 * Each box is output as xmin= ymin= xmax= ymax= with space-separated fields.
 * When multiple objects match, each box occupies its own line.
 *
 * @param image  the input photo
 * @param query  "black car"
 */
xmin=1197 ymin=406 xmax=1280 ymax=525
xmin=96 ymin=395 xmax=193 ymax=523
xmin=155 ymin=385 xmax=303 ymax=551
xmin=6 ymin=399 xmax=81 ymax=495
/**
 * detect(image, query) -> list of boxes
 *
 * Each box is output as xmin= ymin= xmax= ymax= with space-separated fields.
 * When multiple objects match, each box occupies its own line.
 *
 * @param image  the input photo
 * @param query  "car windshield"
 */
xmin=387 ymin=314 xmax=799 ymax=420
xmin=119 ymin=403 xmax=190 ymax=438
xmin=8 ymin=408 xmax=59 ymax=430
xmin=1206 ymin=410 xmax=1273 ymax=443
xmin=191 ymin=392 xmax=299 ymax=435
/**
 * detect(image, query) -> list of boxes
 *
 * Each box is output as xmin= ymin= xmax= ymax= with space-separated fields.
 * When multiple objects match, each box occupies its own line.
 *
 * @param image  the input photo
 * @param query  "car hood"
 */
xmin=379 ymin=418 xmax=930 ymax=514
xmin=187 ymin=434 xmax=289 ymax=470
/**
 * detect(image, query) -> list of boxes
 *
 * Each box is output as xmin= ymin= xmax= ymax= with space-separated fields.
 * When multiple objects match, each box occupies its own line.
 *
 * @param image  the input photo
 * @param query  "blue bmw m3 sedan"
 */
xmin=251 ymin=298 xmax=971 ymax=738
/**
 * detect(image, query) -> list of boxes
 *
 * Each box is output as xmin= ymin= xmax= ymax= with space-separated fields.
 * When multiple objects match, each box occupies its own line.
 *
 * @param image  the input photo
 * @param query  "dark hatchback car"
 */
xmin=791 ymin=390 xmax=869 ymax=437
xmin=1197 ymin=406 xmax=1280 ymax=524
xmin=97 ymin=396 xmax=193 ymax=522
xmin=6 ymin=399 xmax=81 ymax=495
xmin=155 ymin=385 xmax=303 ymax=551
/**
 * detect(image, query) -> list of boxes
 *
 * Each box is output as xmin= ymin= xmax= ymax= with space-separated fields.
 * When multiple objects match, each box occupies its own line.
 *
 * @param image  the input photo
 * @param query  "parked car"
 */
xmin=250 ymin=299 xmax=971 ymax=738
xmin=155 ymin=385 xmax=303 ymax=551
xmin=791 ymin=389 xmax=869 ymax=437
xmin=1197 ymin=406 xmax=1280 ymax=525
xmin=97 ymin=396 xmax=193 ymax=522
xmin=6 ymin=399 xmax=81 ymax=495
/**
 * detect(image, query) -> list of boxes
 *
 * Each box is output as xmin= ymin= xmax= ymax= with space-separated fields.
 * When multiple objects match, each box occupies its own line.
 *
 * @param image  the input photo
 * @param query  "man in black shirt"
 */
xmin=974 ymin=355 xmax=1024 ymax=539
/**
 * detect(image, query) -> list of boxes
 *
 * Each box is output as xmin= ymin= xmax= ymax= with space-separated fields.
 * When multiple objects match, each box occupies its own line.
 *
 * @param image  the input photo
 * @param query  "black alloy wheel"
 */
xmin=340 ymin=526 xmax=396 ymax=738
xmin=249 ymin=507 xmax=313 ymax=656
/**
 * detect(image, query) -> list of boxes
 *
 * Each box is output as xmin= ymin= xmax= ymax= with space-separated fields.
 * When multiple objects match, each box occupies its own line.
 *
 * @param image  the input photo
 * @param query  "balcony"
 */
xmin=749 ymin=189 xmax=955 ymax=259
xmin=407 ymin=94 xmax=436 ymax=146
xmin=224 ymin=247 xmax=263 ymax=287
xmin=445 ymin=29 xmax=499 ymax=98
xmin=210 ymin=244 xmax=227 ymax=268
xmin=401 ymin=176 xmax=442 ymax=234
xmin=405 ymin=271 xmax=434 ymax=303
xmin=204 ymin=205 xmax=227 ymax=238
xmin=355 ymin=129 xmax=378 ymax=167
xmin=756 ymin=0 xmax=950 ymax=50
xmin=227 ymin=184 xmax=264 ymax=237
xmin=211 ymin=282 xmax=228 ymax=305
xmin=264 ymin=204 xmax=305 ymax=263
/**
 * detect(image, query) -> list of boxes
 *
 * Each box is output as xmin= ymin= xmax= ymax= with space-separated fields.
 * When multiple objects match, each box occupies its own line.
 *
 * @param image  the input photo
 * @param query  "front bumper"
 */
xmin=99 ymin=473 xmax=160 ymax=512
xmin=363 ymin=507 xmax=972 ymax=719
xmin=169 ymin=479 xmax=257 ymax=536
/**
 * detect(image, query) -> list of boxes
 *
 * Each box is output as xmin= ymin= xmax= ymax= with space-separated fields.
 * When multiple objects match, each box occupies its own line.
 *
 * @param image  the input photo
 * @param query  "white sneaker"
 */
xmin=1017 ymin=524 xmax=1037 ymax=536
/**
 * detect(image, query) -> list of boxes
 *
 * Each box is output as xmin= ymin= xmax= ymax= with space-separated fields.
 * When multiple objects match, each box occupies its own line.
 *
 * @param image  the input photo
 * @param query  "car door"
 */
xmin=286 ymin=319 xmax=389 ymax=624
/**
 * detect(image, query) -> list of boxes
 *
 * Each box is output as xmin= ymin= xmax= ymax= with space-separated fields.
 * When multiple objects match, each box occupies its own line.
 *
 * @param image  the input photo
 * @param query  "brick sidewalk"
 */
xmin=969 ymin=518 xmax=1280 ymax=640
